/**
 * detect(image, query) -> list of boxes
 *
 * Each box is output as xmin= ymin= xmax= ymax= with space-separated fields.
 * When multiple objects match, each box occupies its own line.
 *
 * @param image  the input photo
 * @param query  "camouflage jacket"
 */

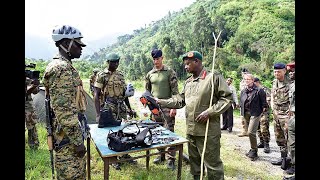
xmin=42 ymin=54 xmax=83 ymax=146
xmin=145 ymin=65 xmax=179 ymax=99
xmin=271 ymin=76 xmax=290 ymax=112
xmin=159 ymin=68 xmax=232 ymax=136
xmin=289 ymin=80 xmax=295 ymax=112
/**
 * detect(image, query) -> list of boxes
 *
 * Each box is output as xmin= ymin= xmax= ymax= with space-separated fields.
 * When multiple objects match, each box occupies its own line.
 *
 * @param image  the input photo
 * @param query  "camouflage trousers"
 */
xmin=257 ymin=112 xmax=270 ymax=143
xmin=25 ymin=109 xmax=39 ymax=148
xmin=273 ymin=110 xmax=289 ymax=154
xmin=152 ymin=108 xmax=176 ymax=160
xmin=187 ymin=134 xmax=224 ymax=180
xmin=55 ymin=143 xmax=86 ymax=180
xmin=287 ymin=114 xmax=295 ymax=165
xmin=104 ymin=100 xmax=127 ymax=121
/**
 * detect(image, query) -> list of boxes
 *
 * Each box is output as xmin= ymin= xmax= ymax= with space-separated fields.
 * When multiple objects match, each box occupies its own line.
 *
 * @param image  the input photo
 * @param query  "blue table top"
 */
xmin=89 ymin=121 xmax=188 ymax=158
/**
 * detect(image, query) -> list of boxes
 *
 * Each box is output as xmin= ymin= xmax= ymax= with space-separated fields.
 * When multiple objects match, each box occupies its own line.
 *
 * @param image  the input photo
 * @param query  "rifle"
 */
xmin=77 ymin=112 xmax=91 ymax=180
xmin=45 ymin=96 xmax=55 ymax=180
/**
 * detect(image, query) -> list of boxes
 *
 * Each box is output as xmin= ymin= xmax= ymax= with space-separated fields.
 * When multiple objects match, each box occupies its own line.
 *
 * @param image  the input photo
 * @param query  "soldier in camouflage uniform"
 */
xmin=284 ymin=62 xmax=295 ymax=179
xmin=94 ymin=52 xmax=137 ymax=170
xmin=145 ymin=49 xmax=179 ymax=170
xmin=25 ymin=76 xmax=40 ymax=149
xmin=158 ymin=51 xmax=232 ymax=180
xmin=43 ymin=25 xmax=87 ymax=180
xmin=254 ymin=77 xmax=271 ymax=153
xmin=270 ymin=63 xmax=291 ymax=170
xmin=89 ymin=68 xmax=99 ymax=96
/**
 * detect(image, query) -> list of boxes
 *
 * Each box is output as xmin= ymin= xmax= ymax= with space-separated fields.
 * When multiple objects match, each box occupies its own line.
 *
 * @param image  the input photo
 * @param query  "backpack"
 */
xmin=107 ymin=123 xmax=153 ymax=152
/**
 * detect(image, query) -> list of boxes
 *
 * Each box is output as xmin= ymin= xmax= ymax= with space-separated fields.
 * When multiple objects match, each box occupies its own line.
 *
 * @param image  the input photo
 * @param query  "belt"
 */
xmin=106 ymin=97 xmax=123 ymax=104
xmin=274 ymin=103 xmax=289 ymax=111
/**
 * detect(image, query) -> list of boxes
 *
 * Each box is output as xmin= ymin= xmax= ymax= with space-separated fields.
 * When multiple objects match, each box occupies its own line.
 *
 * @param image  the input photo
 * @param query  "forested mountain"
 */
xmin=86 ymin=0 xmax=294 ymax=87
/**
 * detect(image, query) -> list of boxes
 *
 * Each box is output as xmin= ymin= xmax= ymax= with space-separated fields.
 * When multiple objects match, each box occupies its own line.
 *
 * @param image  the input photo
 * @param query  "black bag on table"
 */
xmin=107 ymin=123 xmax=153 ymax=152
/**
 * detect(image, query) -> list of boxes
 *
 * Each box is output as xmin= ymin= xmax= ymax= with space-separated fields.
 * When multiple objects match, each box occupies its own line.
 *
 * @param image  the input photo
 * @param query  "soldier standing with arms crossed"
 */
xmin=144 ymin=49 xmax=179 ymax=170
xmin=94 ymin=52 xmax=137 ymax=170
xmin=157 ymin=51 xmax=232 ymax=180
xmin=270 ymin=63 xmax=291 ymax=170
xmin=43 ymin=25 xmax=87 ymax=179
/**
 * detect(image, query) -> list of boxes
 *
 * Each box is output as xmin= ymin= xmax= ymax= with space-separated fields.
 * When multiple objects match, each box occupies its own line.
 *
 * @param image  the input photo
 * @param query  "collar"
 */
xmin=151 ymin=65 xmax=168 ymax=73
xmin=193 ymin=68 xmax=207 ymax=80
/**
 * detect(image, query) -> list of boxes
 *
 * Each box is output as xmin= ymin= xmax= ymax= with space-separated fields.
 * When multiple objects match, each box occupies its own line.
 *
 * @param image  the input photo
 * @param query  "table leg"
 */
xmin=177 ymin=145 xmax=183 ymax=180
xmin=103 ymin=158 xmax=110 ymax=180
xmin=146 ymin=150 xmax=150 ymax=171
xmin=87 ymin=138 xmax=91 ymax=180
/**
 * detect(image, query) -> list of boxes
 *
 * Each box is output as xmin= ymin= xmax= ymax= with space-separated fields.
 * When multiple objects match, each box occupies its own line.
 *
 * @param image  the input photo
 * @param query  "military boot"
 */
xmin=120 ymin=154 xmax=137 ymax=165
xmin=285 ymin=165 xmax=295 ymax=175
xmin=167 ymin=159 xmax=176 ymax=170
xmin=153 ymin=153 xmax=165 ymax=164
xmin=246 ymin=149 xmax=258 ymax=161
xmin=98 ymin=108 xmax=121 ymax=128
xmin=272 ymin=151 xmax=287 ymax=166
xmin=263 ymin=142 xmax=270 ymax=153
xmin=257 ymin=140 xmax=264 ymax=148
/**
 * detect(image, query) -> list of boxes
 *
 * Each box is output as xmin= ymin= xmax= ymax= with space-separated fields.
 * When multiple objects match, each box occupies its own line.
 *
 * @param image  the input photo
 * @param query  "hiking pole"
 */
xmin=200 ymin=31 xmax=222 ymax=180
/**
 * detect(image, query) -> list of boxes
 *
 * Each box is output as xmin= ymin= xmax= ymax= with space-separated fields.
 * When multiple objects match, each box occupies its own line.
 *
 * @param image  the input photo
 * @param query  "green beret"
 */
xmin=182 ymin=51 xmax=203 ymax=61
xmin=106 ymin=53 xmax=120 ymax=61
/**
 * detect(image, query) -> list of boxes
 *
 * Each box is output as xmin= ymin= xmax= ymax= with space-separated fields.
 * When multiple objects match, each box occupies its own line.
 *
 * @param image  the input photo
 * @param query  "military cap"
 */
xmin=151 ymin=49 xmax=162 ymax=58
xmin=286 ymin=62 xmax=295 ymax=70
xmin=253 ymin=77 xmax=260 ymax=82
xmin=182 ymin=51 xmax=203 ymax=61
xmin=274 ymin=63 xmax=286 ymax=69
xmin=106 ymin=53 xmax=120 ymax=61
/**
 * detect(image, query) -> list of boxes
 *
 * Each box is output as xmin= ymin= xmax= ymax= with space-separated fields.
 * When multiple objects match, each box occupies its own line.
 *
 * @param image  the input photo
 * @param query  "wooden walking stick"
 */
xmin=200 ymin=31 xmax=222 ymax=180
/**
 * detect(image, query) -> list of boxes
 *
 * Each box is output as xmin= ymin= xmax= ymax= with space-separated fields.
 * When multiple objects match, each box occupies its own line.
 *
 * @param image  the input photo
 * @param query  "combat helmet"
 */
xmin=106 ymin=53 xmax=120 ymax=61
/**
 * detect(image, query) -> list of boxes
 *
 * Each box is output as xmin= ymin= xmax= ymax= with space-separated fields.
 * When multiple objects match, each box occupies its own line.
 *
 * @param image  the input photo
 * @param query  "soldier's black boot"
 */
xmin=98 ymin=108 xmax=121 ymax=128
xmin=264 ymin=142 xmax=270 ymax=153
xmin=153 ymin=153 xmax=165 ymax=164
xmin=247 ymin=149 xmax=258 ymax=161
xmin=167 ymin=159 xmax=176 ymax=170
xmin=257 ymin=140 xmax=264 ymax=148
xmin=285 ymin=164 xmax=295 ymax=175
xmin=120 ymin=154 xmax=137 ymax=165
xmin=272 ymin=151 xmax=287 ymax=166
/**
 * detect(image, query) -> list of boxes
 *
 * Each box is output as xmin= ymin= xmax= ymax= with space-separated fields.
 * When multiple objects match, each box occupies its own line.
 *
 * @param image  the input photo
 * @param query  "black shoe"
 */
xmin=228 ymin=127 xmax=232 ymax=132
xmin=257 ymin=142 xmax=264 ymax=148
xmin=112 ymin=163 xmax=121 ymax=170
xmin=221 ymin=127 xmax=227 ymax=130
xmin=271 ymin=158 xmax=282 ymax=165
xmin=182 ymin=154 xmax=190 ymax=164
xmin=153 ymin=155 xmax=165 ymax=164
xmin=285 ymin=165 xmax=295 ymax=175
xmin=264 ymin=143 xmax=270 ymax=153
xmin=167 ymin=159 xmax=176 ymax=170
xmin=246 ymin=149 xmax=258 ymax=160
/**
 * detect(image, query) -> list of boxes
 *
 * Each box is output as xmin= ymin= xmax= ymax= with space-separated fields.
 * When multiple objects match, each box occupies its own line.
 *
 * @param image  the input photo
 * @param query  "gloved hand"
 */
xmin=74 ymin=143 xmax=86 ymax=158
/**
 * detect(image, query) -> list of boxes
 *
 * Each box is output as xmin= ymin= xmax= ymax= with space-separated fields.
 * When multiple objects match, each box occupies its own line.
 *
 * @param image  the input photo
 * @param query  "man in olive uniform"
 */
xmin=158 ymin=51 xmax=232 ymax=180
xmin=94 ymin=52 xmax=137 ymax=170
xmin=284 ymin=62 xmax=295 ymax=179
xmin=270 ymin=63 xmax=291 ymax=170
xmin=254 ymin=77 xmax=271 ymax=153
xmin=43 ymin=25 xmax=87 ymax=179
xmin=25 ymin=76 xmax=40 ymax=149
xmin=89 ymin=68 xmax=99 ymax=96
xmin=144 ymin=49 xmax=179 ymax=170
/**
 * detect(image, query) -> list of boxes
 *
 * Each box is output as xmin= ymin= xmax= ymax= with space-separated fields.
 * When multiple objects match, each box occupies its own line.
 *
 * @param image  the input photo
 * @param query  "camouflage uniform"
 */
xmin=89 ymin=73 xmax=97 ymax=96
xmin=271 ymin=76 xmax=291 ymax=157
xmin=159 ymin=68 xmax=232 ymax=179
xmin=25 ymin=77 xmax=39 ymax=149
xmin=257 ymin=86 xmax=271 ymax=143
xmin=287 ymin=80 xmax=295 ymax=166
xmin=145 ymin=65 xmax=179 ymax=161
xmin=94 ymin=69 xmax=128 ymax=120
xmin=43 ymin=54 xmax=86 ymax=180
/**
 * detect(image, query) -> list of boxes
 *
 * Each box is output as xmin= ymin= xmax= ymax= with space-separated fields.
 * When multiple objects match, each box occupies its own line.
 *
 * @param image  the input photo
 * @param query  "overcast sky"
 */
xmin=25 ymin=0 xmax=196 ymax=41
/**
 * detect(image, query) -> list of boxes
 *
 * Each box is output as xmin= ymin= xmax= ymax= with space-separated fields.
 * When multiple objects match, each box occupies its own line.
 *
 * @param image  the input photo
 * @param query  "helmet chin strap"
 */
xmin=59 ymin=39 xmax=74 ymax=57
